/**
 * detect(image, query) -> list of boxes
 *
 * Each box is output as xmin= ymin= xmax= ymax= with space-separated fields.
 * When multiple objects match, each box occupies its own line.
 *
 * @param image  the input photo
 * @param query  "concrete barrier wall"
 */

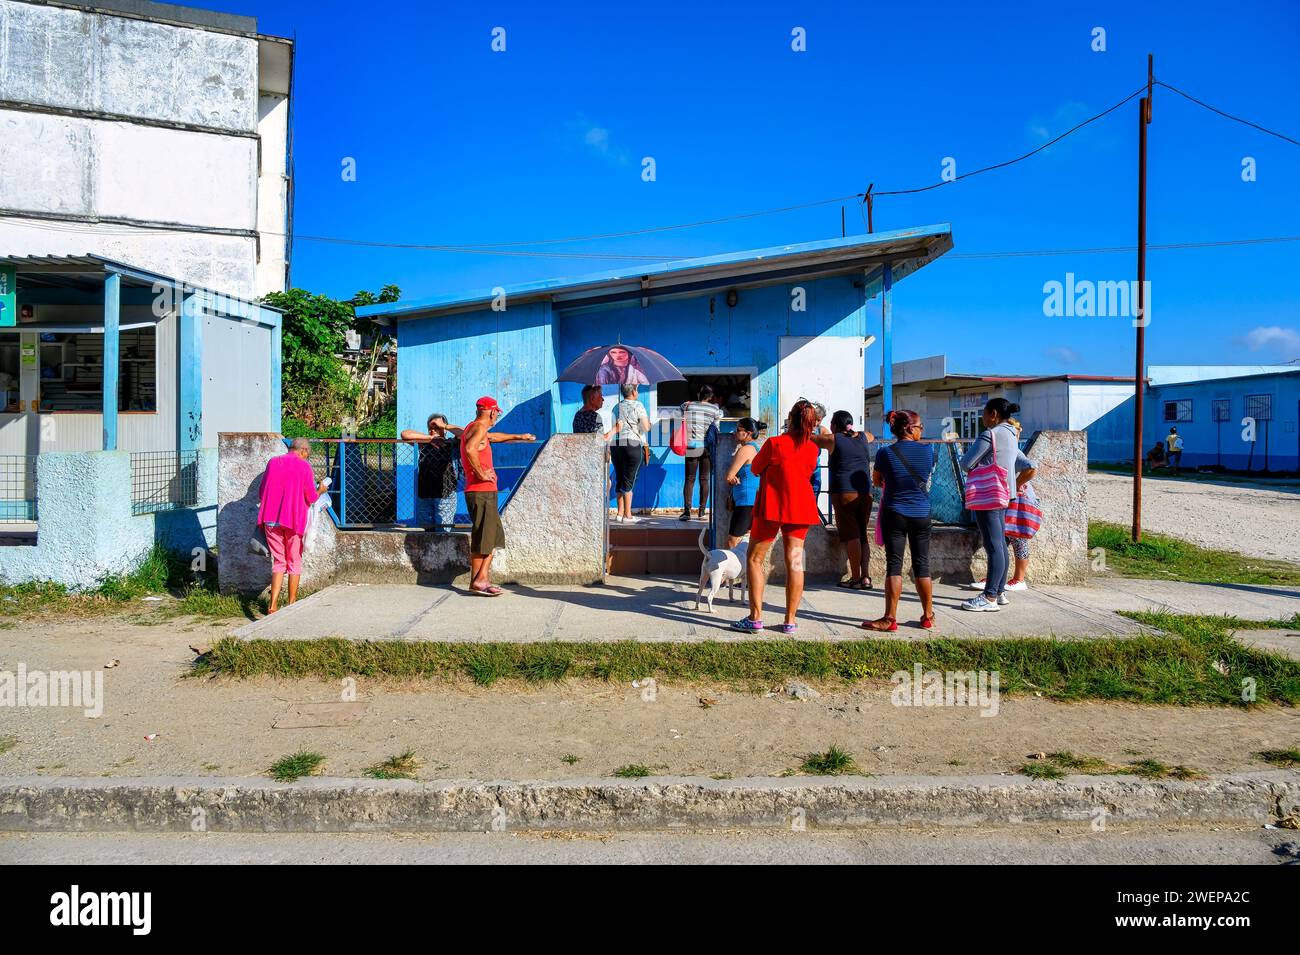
xmin=0 ymin=449 xmax=217 ymax=590
xmin=218 ymin=434 xmax=607 ymax=594
xmin=711 ymin=430 xmax=1088 ymax=585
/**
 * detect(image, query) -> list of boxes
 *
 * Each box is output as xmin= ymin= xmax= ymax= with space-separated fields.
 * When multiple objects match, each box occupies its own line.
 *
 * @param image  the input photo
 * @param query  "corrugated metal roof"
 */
xmin=356 ymin=223 xmax=954 ymax=322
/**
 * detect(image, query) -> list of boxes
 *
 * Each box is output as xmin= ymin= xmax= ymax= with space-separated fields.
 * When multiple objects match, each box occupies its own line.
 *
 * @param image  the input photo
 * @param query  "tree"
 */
xmin=261 ymin=285 xmax=400 ymax=433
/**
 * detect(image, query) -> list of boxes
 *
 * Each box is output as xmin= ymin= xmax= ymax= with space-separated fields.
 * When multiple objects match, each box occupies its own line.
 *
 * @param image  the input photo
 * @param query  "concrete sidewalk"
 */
xmin=232 ymin=576 xmax=1300 ymax=643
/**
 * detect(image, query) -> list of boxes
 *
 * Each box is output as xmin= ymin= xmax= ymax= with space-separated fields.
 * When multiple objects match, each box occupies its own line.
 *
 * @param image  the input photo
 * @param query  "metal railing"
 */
xmin=295 ymin=438 xmax=543 ymax=530
xmin=0 ymin=454 xmax=37 ymax=523
xmin=130 ymin=450 xmax=199 ymax=515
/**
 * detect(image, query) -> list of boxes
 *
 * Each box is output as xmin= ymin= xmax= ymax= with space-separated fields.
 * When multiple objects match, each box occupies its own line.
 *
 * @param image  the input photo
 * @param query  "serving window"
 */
xmin=36 ymin=328 xmax=158 ymax=413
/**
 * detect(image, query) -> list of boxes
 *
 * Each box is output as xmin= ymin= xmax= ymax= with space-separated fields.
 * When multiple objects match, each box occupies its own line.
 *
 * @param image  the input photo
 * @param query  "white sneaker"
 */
xmin=1005 ymin=580 xmax=1028 ymax=592
xmin=612 ymin=515 xmax=623 ymax=524
xmin=961 ymin=594 xmax=1000 ymax=612
xmin=996 ymin=593 xmax=1009 ymax=606
xmin=623 ymin=515 xmax=641 ymax=524
xmin=965 ymin=579 xmax=987 ymax=591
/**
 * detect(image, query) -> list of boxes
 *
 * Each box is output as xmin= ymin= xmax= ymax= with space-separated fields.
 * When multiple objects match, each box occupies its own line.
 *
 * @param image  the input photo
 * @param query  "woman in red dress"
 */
xmin=732 ymin=399 xmax=826 ymax=635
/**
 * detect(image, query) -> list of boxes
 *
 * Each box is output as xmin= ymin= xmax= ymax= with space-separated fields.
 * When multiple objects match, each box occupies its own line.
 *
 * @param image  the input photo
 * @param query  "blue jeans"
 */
xmin=974 ymin=508 xmax=1009 ymax=598
xmin=416 ymin=495 xmax=457 ymax=530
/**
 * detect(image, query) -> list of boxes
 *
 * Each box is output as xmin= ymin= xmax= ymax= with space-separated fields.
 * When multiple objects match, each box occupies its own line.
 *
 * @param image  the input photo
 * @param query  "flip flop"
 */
xmin=470 ymin=585 xmax=504 ymax=597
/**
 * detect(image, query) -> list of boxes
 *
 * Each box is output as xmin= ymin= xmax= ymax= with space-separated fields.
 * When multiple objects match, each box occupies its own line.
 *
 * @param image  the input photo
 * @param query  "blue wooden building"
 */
xmin=357 ymin=225 xmax=953 ymax=510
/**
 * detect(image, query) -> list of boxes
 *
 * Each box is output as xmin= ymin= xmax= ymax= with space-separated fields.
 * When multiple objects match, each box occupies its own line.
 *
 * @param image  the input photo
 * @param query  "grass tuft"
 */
xmin=1256 ymin=747 xmax=1300 ymax=767
xmin=363 ymin=749 xmax=421 ymax=780
xmin=1047 ymin=751 xmax=1111 ymax=772
xmin=612 ymin=763 xmax=651 ymax=778
xmin=801 ymin=745 xmax=860 ymax=776
xmin=269 ymin=750 xmax=325 ymax=783
xmin=1020 ymin=761 xmax=1066 ymax=780
xmin=1089 ymin=522 xmax=1300 ymax=586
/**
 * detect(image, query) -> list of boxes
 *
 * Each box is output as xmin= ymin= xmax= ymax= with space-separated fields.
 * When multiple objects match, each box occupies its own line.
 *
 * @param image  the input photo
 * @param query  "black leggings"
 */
xmin=831 ymin=492 xmax=872 ymax=557
xmin=611 ymin=444 xmax=643 ymax=494
xmin=683 ymin=449 xmax=712 ymax=511
xmin=880 ymin=507 xmax=932 ymax=579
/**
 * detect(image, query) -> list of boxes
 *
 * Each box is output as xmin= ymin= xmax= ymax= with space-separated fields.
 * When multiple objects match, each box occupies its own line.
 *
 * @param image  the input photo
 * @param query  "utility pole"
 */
xmin=1132 ymin=54 xmax=1153 ymax=542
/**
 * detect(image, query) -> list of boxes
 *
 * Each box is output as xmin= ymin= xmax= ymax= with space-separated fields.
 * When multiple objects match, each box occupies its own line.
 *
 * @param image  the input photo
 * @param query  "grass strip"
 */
xmin=194 ymin=612 xmax=1300 ymax=707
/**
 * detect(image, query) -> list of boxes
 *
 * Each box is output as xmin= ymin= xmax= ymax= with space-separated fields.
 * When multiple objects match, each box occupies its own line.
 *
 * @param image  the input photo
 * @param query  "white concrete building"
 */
xmin=0 ymin=0 xmax=293 ymax=299
xmin=865 ymin=354 xmax=1137 ymax=460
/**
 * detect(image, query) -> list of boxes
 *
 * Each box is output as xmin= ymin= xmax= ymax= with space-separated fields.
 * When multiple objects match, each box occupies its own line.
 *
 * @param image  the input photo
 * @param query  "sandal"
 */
xmin=730 ymin=617 xmax=764 ymax=632
xmin=860 ymin=617 xmax=897 ymax=632
xmin=836 ymin=576 xmax=861 ymax=588
xmin=919 ymin=613 xmax=935 ymax=630
xmin=470 ymin=584 xmax=504 ymax=597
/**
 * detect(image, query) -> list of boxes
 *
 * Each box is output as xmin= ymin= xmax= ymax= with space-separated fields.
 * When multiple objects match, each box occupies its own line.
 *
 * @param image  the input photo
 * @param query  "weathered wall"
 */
xmin=0 ymin=1 xmax=259 ymax=132
xmin=493 ymin=434 xmax=606 ymax=584
xmin=0 ymin=448 xmax=216 ymax=589
xmin=711 ymin=430 xmax=1089 ymax=585
xmin=218 ymin=434 xmax=608 ymax=595
xmin=0 ymin=0 xmax=289 ymax=300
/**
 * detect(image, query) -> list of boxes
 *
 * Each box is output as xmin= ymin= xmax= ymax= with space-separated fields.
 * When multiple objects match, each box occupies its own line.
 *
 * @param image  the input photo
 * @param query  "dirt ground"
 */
xmin=1 ymin=616 xmax=1296 ymax=781
xmin=1088 ymin=472 xmax=1300 ymax=562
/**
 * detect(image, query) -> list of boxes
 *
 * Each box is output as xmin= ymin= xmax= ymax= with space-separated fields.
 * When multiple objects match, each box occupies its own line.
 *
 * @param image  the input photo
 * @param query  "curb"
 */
xmin=2 ymin=771 xmax=1298 ymax=833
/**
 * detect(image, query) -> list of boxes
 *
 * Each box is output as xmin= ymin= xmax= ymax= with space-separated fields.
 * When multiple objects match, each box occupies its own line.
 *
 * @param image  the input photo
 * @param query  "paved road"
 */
xmin=232 ymin=576 xmax=1300 ymax=644
xmin=4 ymin=826 xmax=1298 ymax=864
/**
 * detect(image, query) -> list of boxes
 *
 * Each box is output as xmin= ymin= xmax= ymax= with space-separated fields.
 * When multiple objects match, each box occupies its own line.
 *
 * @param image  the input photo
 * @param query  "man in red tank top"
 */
xmin=461 ymin=396 xmax=535 ymax=596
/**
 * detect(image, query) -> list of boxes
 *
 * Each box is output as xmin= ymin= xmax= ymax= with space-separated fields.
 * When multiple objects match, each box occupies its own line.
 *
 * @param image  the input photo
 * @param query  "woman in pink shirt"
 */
xmin=259 ymin=437 xmax=329 ymax=613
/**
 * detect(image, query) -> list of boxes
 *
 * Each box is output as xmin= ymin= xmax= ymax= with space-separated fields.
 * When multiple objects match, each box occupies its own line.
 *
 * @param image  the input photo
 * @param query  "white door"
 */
xmin=778 ymin=336 xmax=867 ymax=517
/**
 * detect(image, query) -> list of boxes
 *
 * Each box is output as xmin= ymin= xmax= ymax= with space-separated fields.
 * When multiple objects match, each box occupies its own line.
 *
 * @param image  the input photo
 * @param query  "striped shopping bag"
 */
xmin=1005 ymin=484 xmax=1043 ymax=539
xmin=963 ymin=428 xmax=1010 ymax=511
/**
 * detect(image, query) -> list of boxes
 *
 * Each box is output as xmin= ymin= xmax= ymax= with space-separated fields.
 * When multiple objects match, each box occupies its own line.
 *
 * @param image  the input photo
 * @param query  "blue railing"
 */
xmin=291 ymin=438 xmax=542 ymax=530
xmin=0 ymin=454 xmax=37 ymax=523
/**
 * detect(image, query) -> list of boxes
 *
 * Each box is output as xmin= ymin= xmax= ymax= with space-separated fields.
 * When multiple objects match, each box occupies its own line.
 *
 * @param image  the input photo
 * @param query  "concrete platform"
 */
xmin=231 ymin=576 xmax=1299 ymax=643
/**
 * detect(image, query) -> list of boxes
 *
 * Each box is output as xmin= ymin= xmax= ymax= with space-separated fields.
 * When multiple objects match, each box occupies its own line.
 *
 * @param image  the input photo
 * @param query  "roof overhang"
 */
xmin=357 ymin=223 xmax=954 ymax=324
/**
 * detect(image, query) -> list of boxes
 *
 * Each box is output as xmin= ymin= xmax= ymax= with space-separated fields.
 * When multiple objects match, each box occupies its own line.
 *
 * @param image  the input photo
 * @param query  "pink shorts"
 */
xmin=265 ymin=524 xmax=304 ymax=575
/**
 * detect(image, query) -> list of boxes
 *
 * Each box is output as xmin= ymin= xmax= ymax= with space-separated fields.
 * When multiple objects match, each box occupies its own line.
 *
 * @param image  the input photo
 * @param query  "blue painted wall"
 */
xmin=1085 ymin=395 xmax=1137 ymax=463
xmin=1145 ymin=374 xmax=1300 ymax=471
xmin=396 ymin=274 xmax=871 ymax=509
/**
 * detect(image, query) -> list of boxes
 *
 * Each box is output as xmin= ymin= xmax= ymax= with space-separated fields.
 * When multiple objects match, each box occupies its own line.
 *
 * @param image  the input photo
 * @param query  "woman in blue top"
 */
xmin=958 ymin=398 xmax=1036 ymax=612
xmin=862 ymin=409 xmax=935 ymax=632
xmin=723 ymin=417 xmax=765 ymax=547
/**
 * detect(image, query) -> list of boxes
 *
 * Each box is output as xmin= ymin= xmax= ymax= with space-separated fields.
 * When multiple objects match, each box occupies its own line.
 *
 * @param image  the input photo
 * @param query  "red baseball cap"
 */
xmin=476 ymin=396 xmax=501 ymax=412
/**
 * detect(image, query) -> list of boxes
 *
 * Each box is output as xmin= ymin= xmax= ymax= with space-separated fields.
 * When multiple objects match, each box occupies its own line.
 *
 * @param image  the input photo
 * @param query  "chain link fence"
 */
xmin=0 ymin=454 xmax=37 ymax=523
xmin=130 ymin=450 xmax=198 ymax=515
xmin=295 ymin=438 xmax=542 ymax=530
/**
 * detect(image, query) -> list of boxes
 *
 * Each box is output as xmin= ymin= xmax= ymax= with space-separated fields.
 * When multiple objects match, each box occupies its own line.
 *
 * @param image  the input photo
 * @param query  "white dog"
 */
xmin=695 ymin=527 xmax=748 ymax=612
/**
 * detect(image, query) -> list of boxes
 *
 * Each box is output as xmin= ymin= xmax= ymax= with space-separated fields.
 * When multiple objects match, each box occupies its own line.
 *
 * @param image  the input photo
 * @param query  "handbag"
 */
xmin=1005 ymin=483 xmax=1043 ymax=539
xmin=669 ymin=418 xmax=688 ymax=456
xmin=964 ymin=427 xmax=1011 ymax=511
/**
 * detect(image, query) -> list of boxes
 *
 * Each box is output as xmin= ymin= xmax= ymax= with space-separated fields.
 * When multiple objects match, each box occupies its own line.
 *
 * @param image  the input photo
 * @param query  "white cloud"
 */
xmin=576 ymin=119 xmax=628 ymax=164
xmin=1044 ymin=345 xmax=1081 ymax=365
xmin=1238 ymin=325 xmax=1300 ymax=357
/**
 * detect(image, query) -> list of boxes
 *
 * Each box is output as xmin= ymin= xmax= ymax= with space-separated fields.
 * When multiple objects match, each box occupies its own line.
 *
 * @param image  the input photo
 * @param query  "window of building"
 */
xmin=1163 ymin=399 xmax=1192 ymax=423
xmin=36 ymin=328 xmax=158 ymax=413
xmin=1211 ymin=398 xmax=1231 ymax=422
xmin=1244 ymin=394 xmax=1272 ymax=421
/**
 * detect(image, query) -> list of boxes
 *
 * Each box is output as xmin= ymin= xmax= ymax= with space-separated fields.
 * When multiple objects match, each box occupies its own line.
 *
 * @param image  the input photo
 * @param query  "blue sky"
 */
xmin=206 ymin=0 xmax=1297 ymax=380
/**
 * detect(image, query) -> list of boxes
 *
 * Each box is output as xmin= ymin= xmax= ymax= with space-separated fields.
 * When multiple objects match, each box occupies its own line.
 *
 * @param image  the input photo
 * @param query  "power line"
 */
xmin=944 ymin=234 xmax=1300 ymax=260
xmin=1154 ymin=80 xmax=1300 ymax=147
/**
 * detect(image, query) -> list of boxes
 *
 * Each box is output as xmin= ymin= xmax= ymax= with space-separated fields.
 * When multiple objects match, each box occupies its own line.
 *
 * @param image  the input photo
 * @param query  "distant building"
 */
xmin=1146 ymin=365 xmax=1300 ymax=472
xmin=864 ymin=355 xmax=1137 ymax=460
